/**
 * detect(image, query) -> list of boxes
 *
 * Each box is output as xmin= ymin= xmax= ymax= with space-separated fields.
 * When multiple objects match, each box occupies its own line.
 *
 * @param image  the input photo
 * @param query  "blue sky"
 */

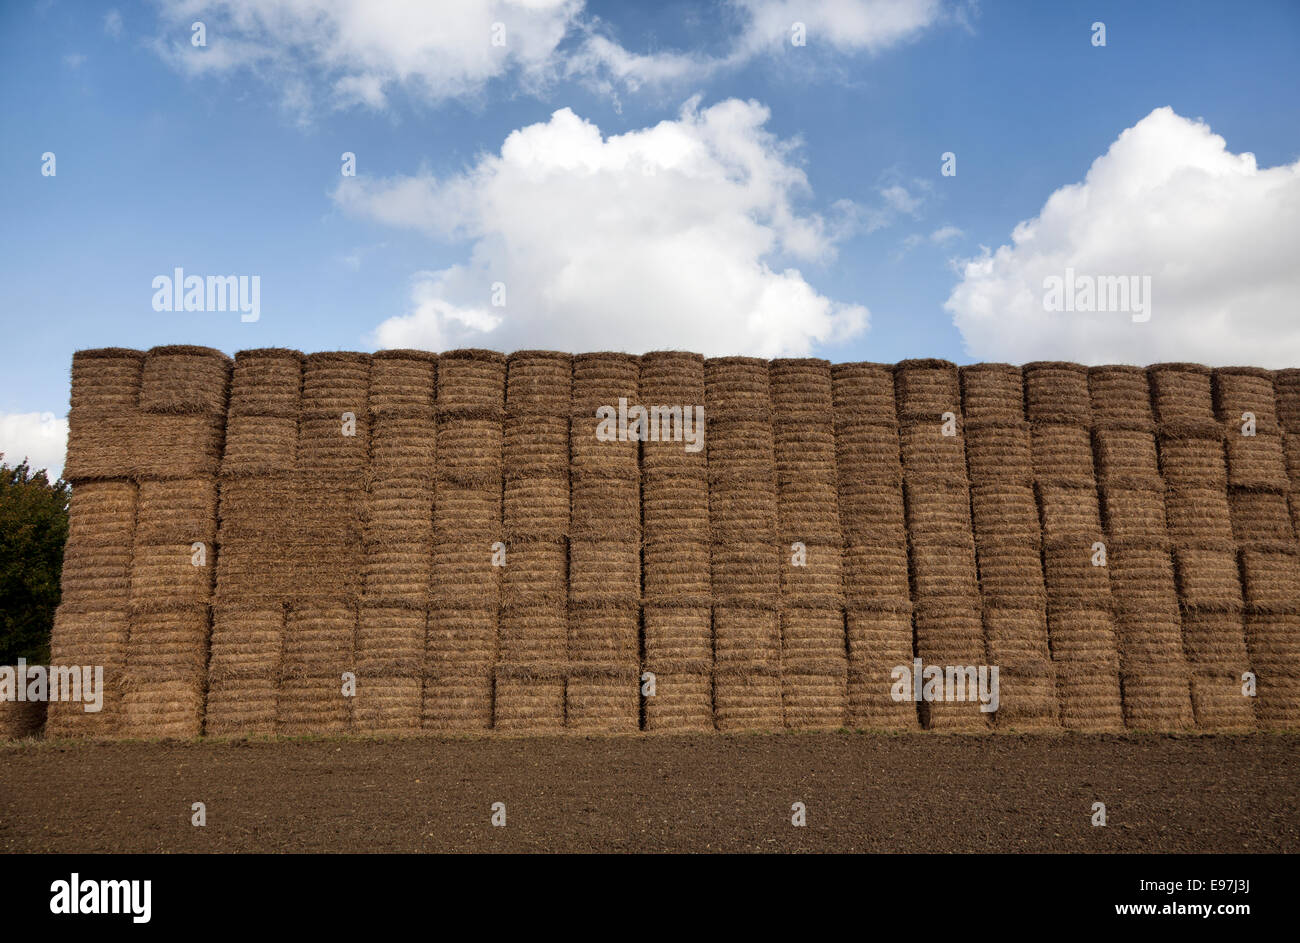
xmin=1 ymin=0 xmax=1298 ymax=475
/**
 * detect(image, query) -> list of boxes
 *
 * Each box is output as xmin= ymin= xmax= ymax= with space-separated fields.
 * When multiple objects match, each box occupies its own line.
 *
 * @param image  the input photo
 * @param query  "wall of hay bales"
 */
xmin=30 ymin=346 xmax=1300 ymax=739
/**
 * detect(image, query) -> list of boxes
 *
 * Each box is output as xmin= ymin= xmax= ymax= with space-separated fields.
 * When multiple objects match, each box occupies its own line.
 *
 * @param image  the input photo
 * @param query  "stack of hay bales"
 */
xmin=1223 ymin=368 xmax=1300 ymax=726
xmin=567 ymin=353 xmax=641 ymax=731
xmin=1092 ymin=366 xmax=1194 ymax=730
xmin=425 ymin=350 xmax=505 ymax=732
xmin=1025 ymin=362 xmax=1124 ymax=730
xmin=961 ymin=364 xmax=1057 ymax=729
xmin=207 ymin=349 xmax=302 ymax=735
xmin=51 ymin=353 xmax=141 ymax=737
xmin=706 ymin=358 xmax=782 ymax=730
xmin=355 ymin=350 xmax=437 ymax=735
xmin=276 ymin=352 xmax=370 ymax=736
xmin=496 ymin=351 xmax=571 ymax=732
xmin=640 ymin=352 xmax=713 ymax=731
xmin=1150 ymin=364 xmax=1253 ymax=730
xmin=895 ymin=360 xmax=987 ymax=731
xmin=771 ymin=359 xmax=846 ymax=729
xmin=51 ymin=346 xmax=228 ymax=739
xmin=832 ymin=363 xmax=917 ymax=729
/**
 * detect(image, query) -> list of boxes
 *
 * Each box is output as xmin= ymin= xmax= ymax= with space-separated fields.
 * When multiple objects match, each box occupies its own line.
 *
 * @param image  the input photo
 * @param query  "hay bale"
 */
xmin=420 ymin=672 xmax=493 ymax=732
xmin=644 ymin=672 xmax=712 ymax=732
xmin=370 ymin=349 xmax=436 ymax=413
xmin=1023 ymin=362 xmax=1092 ymax=425
xmin=1047 ymin=608 xmax=1124 ymax=730
xmin=356 ymin=604 xmax=424 ymax=674
xmin=433 ymin=483 xmax=501 ymax=537
xmin=780 ymin=538 xmax=843 ymax=603
xmin=65 ymin=411 xmax=224 ymax=481
xmin=498 ymin=605 xmax=567 ymax=665
xmin=1158 ymin=435 xmax=1227 ymax=487
xmin=500 ymin=540 xmax=567 ymax=608
xmin=129 ymin=542 xmax=213 ymax=606
xmin=643 ymin=606 xmax=712 ymax=666
xmin=960 ymin=363 xmax=1024 ymax=423
xmin=503 ymin=415 xmax=568 ymax=478
xmin=838 ymin=480 xmax=907 ymax=543
xmin=1095 ymin=429 xmax=1161 ymax=482
xmin=1173 ymin=547 xmax=1244 ymax=612
xmin=208 ymin=603 xmax=283 ymax=683
xmin=1225 ymin=433 xmax=1289 ymax=491
xmin=1214 ymin=368 xmax=1277 ymax=431
xmin=121 ymin=677 xmax=205 ymax=739
xmin=281 ymin=604 xmax=354 ymax=676
xmin=1231 ymin=491 xmax=1295 ymax=545
xmin=1149 ymin=363 xmax=1215 ymax=424
xmin=1089 ymin=365 xmax=1154 ymax=429
xmin=352 ymin=675 xmax=422 ymax=735
xmin=780 ymin=607 xmax=847 ymax=729
xmin=70 ymin=348 xmax=145 ymax=412
xmin=970 ymin=482 xmax=1040 ymax=541
xmin=704 ymin=356 xmax=769 ymax=416
xmin=844 ymin=608 xmax=918 ymax=729
xmin=204 ymin=677 xmax=276 ymax=737
xmin=894 ymin=359 xmax=959 ymax=421
xmin=834 ymin=422 xmax=903 ymax=482
xmin=277 ymin=671 xmax=351 ymax=736
xmin=831 ymin=362 xmax=897 ymax=422
xmin=222 ymin=415 xmax=297 ymax=474
xmin=976 ymin=539 xmax=1046 ymax=603
xmin=1165 ymin=486 xmax=1234 ymax=543
xmin=572 ymin=351 xmax=639 ymax=414
xmin=494 ymin=664 xmax=566 ymax=732
xmin=567 ymin=603 xmax=638 ymax=666
xmin=641 ymin=470 xmax=710 ymax=538
xmin=1032 ymin=423 xmax=1095 ymax=481
xmin=505 ymin=350 xmax=572 ymax=412
xmin=1103 ymin=484 xmax=1169 ymax=541
xmin=424 ymin=607 xmax=495 ymax=675
xmin=66 ymin=480 xmax=136 ymax=549
xmin=898 ymin=422 xmax=967 ymax=477
xmin=1275 ymin=369 xmax=1300 ymax=431
xmin=502 ymin=477 xmax=569 ymax=539
xmin=964 ymin=422 xmax=1033 ymax=484
xmin=371 ymin=407 xmax=437 ymax=480
xmin=714 ymin=665 xmax=782 ymax=730
xmin=300 ymin=352 xmax=371 ymax=414
xmin=643 ymin=536 xmax=711 ymax=601
xmin=138 ymin=345 xmax=231 ymax=415
xmin=228 ymin=349 xmax=303 ymax=417
xmin=984 ymin=607 xmax=1057 ymax=729
xmin=59 ymin=540 xmax=133 ymax=611
xmin=431 ymin=538 xmax=500 ymax=604
xmin=842 ymin=541 xmax=911 ymax=608
xmin=567 ymin=665 xmax=640 ymax=732
xmin=1180 ymin=610 xmax=1255 ymax=730
xmin=1038 ymin=483 xmax=1103 ymax=540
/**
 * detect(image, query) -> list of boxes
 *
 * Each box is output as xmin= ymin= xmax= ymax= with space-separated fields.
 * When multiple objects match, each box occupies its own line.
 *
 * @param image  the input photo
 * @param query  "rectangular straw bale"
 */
xmin=506 ymin=350 xmax=571 ymax=414
xmin=208 ymin=603 xmax=282 ymax=681
xmin=276 ymin=672 xmax=350 ymax=736
xmin=1047 ymin=608 xmax=1124 ymax=730
xmin=831 ymin=363 xmax=897 ymax=422
xmin=834 ymin=422 xmax=903 ymax=482
xmin=1038 ymin=483 xmax=1103 ymax=540
xmin=1095 ymin=428 xmax=1161 ymax=482
xmin=430 ymin=538 xmax=500 ymax=604
xmin=1164 ymin=486 xmax=1234 ymax=543
xmin=1158 ymin=435 xmax=1227 ymax=487
xmin=120 ymin=677 xmax=205 ymax=739
xmin=572 ymin=352 xmax=639 ymax=414
xmin=894 ymin=359 xmax=959 ymax=421
xmin=1031 ymin=423 xmax=1095 ymax=481
xmin=370 ymin=407 xmax=437 ymax=480
xmin=1225 ymin=433 xmax=1289 ymax=491
xmin=844 ymin=609 xmax=918 ymax=729
xmin=356 ymin=604 xmax=425 ymax=673
xmin=1150 ymin=363 xmax=1216 ymax=424
xmin=644 ymin=671 xmax=713 ymax=732
xmin=898 ymin=421 xmax=968 ymax=476
xmin=421 ymin=673 xmax=493 ymax=732
xmin=204 ymin=678 xmax=276 ymax=737
xmin=493 ymin=666 xmax=566 ymax=732
xmin=66 ymin=480 xmax=136 ymax=548
xmin=566 ymin=665 xmax=640 ymax=732
xmin=70 ymin=348 xmax=144 ymax=412
xmin=970 ymin=482 xmax=1040 ymax=541
xmin=300 ymin=352 xmax=371 ymax=414
xmin=960 ymin=363 xmax=1024 ymax=423
xmin=643 ymin=535 xmax=711 ymax=602
xmin=1180 ymin=610 xmax=1256 ymax=730
xmin=129 ymin=542 xmax=213 ymax=606
xmin=281 ymin=604 xmax=354 ymax=676
xmin=227 ymin=349 xmax=302 ymax=417
xmin=499 ymin=539 xmax=567 ymax=608
xmin=497 ymin=605 xmax=567 ymax=665
xmin=1214 ymin=368 xmax=1278 ymax=433
xmin=780 ymin=538 xmax=843 ymax=603
xmin=138 ymin=345 xmax=231 ymax=415
xmin=369 ymin=349 xmax=436 ymax=413
xmin=641 ymin=470 xmax=709 ymax=538
xmin=1102 ymin=484 xmax=1168 ymax=541
xmin=1230 ymin=490 xmax=1294 ymax=544
xmin=567 ymin=603 xmax=639 ymax=666
xmin=222 ymin=414 xmax=297 ymax=474
xmin=713 ymin=665 xmax=782 ymax=730
xmin=1275 ymin=368 xmax=1300 ymax=432
xmin=983 ymin=607 xmax=1056 ymax=729
xmin=1089 ymin=366 xmax=1155 ymax=429
xmin=352 ymin=675 xmax=422 ymax=735
xmin=134 ymin=478 xmax=217 ymax=543
xmin=964 ymin=422 xmax=1032 ymax=484
xmin=842 ymin=542 xmax=911 ymax=608
xmin=1024 ymin=362 xmax=1091 ymax=424
xmin=503 ymin=415 xmax=569 ymax=478
xmin=424 ymin=607 xmax=496 ymax=674
xmin=643 ymin=605 xmax=712 ymax=667
xmin=45 ymin=607 xmax=129 ymax=737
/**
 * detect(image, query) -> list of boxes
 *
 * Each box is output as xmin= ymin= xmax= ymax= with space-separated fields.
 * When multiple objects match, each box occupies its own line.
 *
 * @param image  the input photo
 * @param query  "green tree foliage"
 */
xmin=0 ymin=455 xmax=69 ymax=664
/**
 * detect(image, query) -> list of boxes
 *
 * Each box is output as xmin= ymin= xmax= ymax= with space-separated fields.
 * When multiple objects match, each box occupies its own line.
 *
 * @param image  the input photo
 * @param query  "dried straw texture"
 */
xmin=896 ymin=360 xmax=987 ymax=732
xmin=640 ymin=352 xmax=712 ymax=731
xmin=423 ymin=350 xmax=505 ymax=732
xmin=772 ymin=359 xmax=846 ymax=729
xmin=1245 ymin=368 xmax=1300 ymax=727
xmin=46 ymin=349 xmax=1300 ymax=742
xmin=496 ymin=352 xmax=570 ymax=731
xmin=962 ymin=364 xmax=1056 ymax=729
xmin=1026 ymin=363 xmax=1124 ymax=731
xmin=567 ymin=353 xmax=641 ymax=732
xmin=707 ymin=357 xmax=782 ymax=730
xmin=1091 ymin=367 xmax=1194 ymax=731
xmin=833 ymin=363 xmax=916 ymax=730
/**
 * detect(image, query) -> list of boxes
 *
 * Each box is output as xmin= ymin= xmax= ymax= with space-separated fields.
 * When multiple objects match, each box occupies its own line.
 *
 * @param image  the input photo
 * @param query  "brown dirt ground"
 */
xmin=1 ymin=732 xmax=1297 ymax=853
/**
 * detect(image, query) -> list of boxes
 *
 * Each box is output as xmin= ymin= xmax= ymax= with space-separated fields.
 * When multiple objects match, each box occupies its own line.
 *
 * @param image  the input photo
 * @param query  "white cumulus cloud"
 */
xmin=150 ymin=0 xmax=949 ymax=111
xmin=945 ymin=107 xmax=1300 ymax=366
xmin=335 ymin=98 xmax=869 ymax=356
xmin=0 ymin=412 xmax=68 ymax=479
